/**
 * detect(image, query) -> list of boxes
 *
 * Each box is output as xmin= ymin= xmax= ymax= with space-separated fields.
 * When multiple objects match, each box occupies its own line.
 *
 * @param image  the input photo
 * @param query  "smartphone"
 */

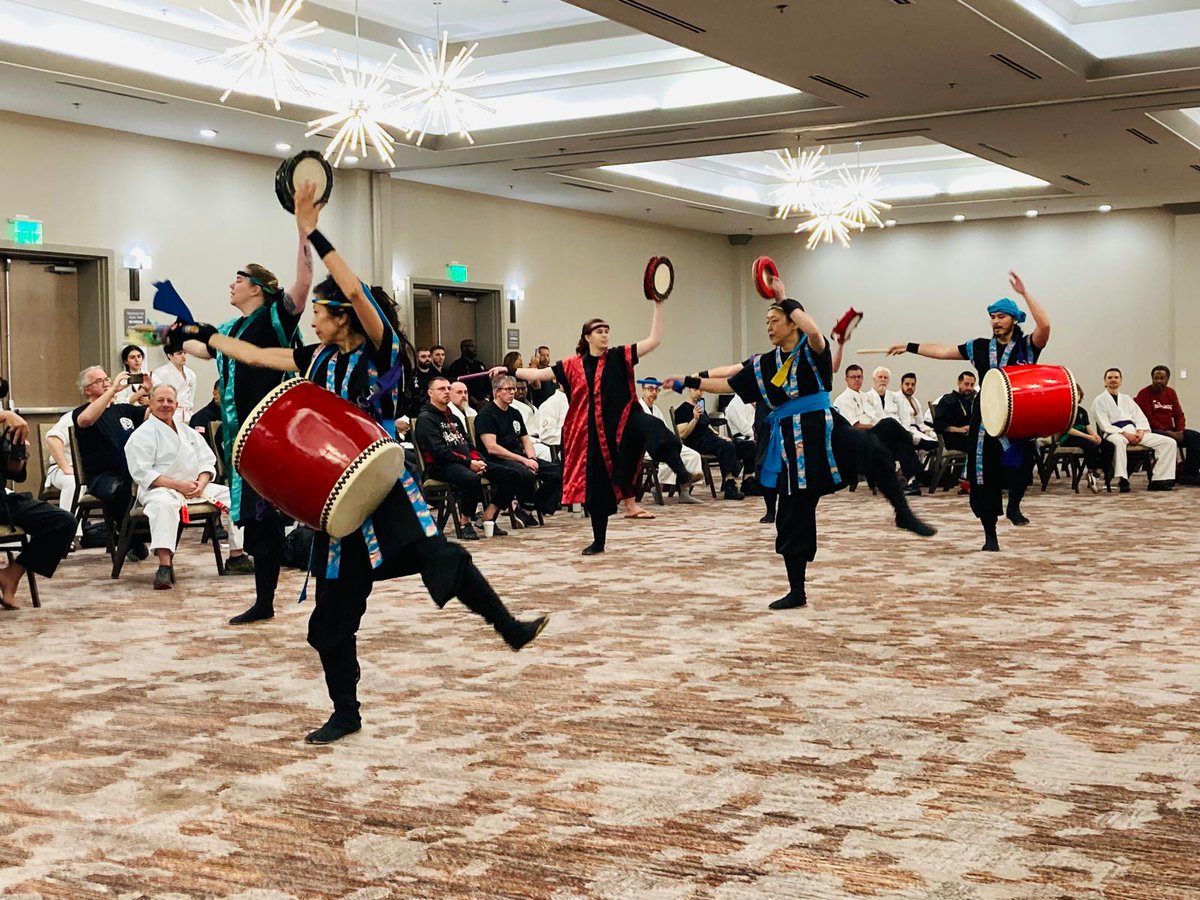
xmin=128 ymin=373 xmax=144 ymax=385
xmin=696 ymin=398 xmax=705 ymax=414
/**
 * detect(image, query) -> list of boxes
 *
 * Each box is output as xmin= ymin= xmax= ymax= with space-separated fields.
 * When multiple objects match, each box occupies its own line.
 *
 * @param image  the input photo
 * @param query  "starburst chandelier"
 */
xmin=769 ymin=141 xmax=891 ymax=249
xmin=395 ymin=31 xmax=494 ymax=147
xmin=795 ymin=205 xmax=864 ymax=250
xmin=203 ymin=0 xmax=326 ymax=110
xmin=836 ymin=144 xmax=891 ymax=228
xmin=767 ymin=146 xmax=828 ymax=220
xmin=306 ymin=51 xmax=398 ymax=166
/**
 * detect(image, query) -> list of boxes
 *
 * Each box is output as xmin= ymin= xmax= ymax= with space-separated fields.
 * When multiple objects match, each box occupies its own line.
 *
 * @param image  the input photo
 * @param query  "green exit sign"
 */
xmin=447 ymin=263 xmax=468 ymax=283
xmin=7 ymin=217 xmax=43 ymax=245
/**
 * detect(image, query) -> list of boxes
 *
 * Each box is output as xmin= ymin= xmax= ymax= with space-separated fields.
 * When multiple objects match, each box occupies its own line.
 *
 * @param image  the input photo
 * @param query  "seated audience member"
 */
xmin=42 ymin=409 xmax=83 ymax=542
xmin=114 ymin=345 xmax=151 ymax=405
xmin=475 ymin=375 xmax=563 ymax=522
xmin=833 ymin=364 xmax=922 ymax=489
xmin=0 ymin=406 xmax=75 ymax=610
xmin=448 ymin=381 xmax=478 ymax=433
xmin=512 ymin=380 xmax=552 ymax=461
xmin=674 ymin=387 xmax=748 ymax=500
xmin=896 ymin=373 xmax=938 ymax=452
xmin=933 ymin=371 xmax=976 ymax=453
xmin=415 ymin=375 xmax=509 ymax=539
xmin=1134 ymin=365 xmax=1200 ymax=485
xmin=429 ymin=344 xmax=446 ymax=376
xmin=447 ymin=339 xmax=489 ymax=407
xmin=528 ymin=345 xmax=557 ymax=407
xmin=536 ymin=383 xmax=568 ymax=449
xmin=73 ymin=365 xmax=151 ymax=559
xmin=189 ymin=381 xmax=222 ymax=438
xmin=861 ymin=366 xmax=902 ymax=423
xmin=1092 ymin=367 xmax=1178 ymax=492
xmin=633 ymin=378 xmax=701 ymax=506
xmin=124 ymin=385 xmax=248 ymax=589
xmin=411 ymin=345 xmax=434 ymax=411
xmin=1059 ymin=383 xmax=1105 ymax=492
xmin=151 ymin=344 xmax=197 ymax=425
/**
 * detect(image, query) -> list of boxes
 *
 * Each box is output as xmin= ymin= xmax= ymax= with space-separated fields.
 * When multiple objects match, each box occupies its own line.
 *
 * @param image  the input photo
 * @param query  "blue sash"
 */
xmin=762 ymin=392 xmax=833 ymax=489
xmin=974 ymin=335 xmax=1026 ymax=484
xmin=753 ymin=340 xmax=840 ymax=491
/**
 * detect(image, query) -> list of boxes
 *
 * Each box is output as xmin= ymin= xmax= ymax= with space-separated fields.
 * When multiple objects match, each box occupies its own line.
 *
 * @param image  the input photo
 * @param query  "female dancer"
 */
xmin=510 ymin=301 xmax=664 ymax=554
xmin=174 ymin=186 xmax=546 ymax=744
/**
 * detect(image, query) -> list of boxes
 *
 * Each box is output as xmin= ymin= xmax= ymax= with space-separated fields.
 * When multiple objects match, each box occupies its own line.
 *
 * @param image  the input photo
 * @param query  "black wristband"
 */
xmin=906 ymin=342 xmax=920 ymax=354
xmin=307 ymin=228 xmax=334 ymax=259
xmin=507 ymin=366 xmax=518 ymax=377
xmin=683 ymin=376 xmax=702 ymax=389
xmin=698 ymin=370 xmax=710 ymax=379
xmin=778 ymin=298 xmax=803 ymax=317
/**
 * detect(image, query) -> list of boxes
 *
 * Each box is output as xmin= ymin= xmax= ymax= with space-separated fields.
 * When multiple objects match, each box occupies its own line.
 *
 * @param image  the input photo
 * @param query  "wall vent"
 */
xmin=809 ymin=75 xmax=869 ymax=99
xmin=991 ymin=54 xmax=1041 ymax=80
xmin=56 ymin=81 xmax=167 ymax=104
xmin=612 ymin=0 xmax=705 ymax=33
xmin=1127 ymin=127 xmax=1159 ymax=144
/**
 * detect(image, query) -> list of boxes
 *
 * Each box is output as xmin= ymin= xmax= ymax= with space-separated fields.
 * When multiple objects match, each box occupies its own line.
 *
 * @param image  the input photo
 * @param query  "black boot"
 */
xmin=981 ymin=517 xmax=1000 ymax=552
xmin=304 ymin=703 xmax=362 ymax=744
xmin=457 ymin=563 xmax=548 ymax=651
xmin=306 ymin=652 xmax=362 ymax=744
xmin=760 ymin=487 xmax=777 ymax=524
xmin=769 ymin=556 xmax=808 ymax=610
xmin=229 ymin=604 xmax=274 ymax=625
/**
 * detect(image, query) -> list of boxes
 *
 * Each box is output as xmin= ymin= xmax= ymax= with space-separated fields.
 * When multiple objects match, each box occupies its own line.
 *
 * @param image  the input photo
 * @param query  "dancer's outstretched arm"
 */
xmin=635 ymin=299 xmax=665 ymax=358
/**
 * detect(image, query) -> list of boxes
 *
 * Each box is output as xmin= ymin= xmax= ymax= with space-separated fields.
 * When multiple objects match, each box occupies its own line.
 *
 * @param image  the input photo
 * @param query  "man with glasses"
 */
xmin=73 ymin=366 xmax=151 ymax=560
xmin=475 ymin=374 xmax=562 ymax=524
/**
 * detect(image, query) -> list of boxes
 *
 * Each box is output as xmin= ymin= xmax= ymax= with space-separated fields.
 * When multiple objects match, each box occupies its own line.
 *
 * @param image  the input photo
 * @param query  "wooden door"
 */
xmin=2 ymin=258 xmax=81 ymax=408
xmin=435 ymin=292 xmax=477 ymax=365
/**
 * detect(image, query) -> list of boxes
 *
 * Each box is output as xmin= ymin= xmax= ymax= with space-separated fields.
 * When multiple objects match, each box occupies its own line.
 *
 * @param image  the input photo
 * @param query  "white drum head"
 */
xmin=653 ymin=262 xmax=672 ymax=295
xmin=323 ymin=440 xmax=406 ymax=537
xmin=292 ymin=157 xmax=329 ymax=197
xmin=979 ymin=368 xmax=1011 ymax=438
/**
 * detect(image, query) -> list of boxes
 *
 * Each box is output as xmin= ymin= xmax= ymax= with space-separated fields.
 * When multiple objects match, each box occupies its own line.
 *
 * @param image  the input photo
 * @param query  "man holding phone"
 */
xmin=673 ymin=386 xmax=747 ymax=500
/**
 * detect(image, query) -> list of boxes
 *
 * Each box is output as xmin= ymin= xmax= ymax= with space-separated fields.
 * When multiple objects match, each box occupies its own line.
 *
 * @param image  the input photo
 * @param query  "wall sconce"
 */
xmin=506 ymin=285 xmax=524 ymax=324
xmin=124 ymin=248 xmax=152 ymax=302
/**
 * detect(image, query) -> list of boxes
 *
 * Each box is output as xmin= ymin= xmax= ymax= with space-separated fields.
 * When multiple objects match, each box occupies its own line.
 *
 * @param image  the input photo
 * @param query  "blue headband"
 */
xmin=637 ymin=378 xmax=662 ymax=387
xmin=987 ymin=297 xmax=1026 ymax=323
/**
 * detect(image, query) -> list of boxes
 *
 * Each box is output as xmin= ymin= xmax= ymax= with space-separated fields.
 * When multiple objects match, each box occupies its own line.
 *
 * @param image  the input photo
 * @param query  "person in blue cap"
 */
xmin=887 ymin=272 xmax=1049 ymax=551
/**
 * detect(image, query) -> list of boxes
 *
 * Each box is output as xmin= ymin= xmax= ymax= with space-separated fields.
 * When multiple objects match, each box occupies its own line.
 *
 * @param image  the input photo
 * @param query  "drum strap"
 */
xmin=974 ymin=335 xmax=1024 ymax=484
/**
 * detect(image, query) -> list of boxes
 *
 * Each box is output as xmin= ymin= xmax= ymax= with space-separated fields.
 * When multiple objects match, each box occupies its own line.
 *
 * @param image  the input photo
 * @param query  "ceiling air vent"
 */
xmin=809 ymin=75 xmax=869 ymax=99
xmin=1191 ymin=164 xmax=1200 ymax=172
xmin=684 ymin=205 xmax=725 ymax=214
xmin=513 ymin=160 xmax=609 ymax=171
xmin=1127 ymin=128 xmax=1158 ymax=145
xmin=56 ymin=81 xmax=167 ymax=104
xmin=1061 ymin=174 xmax=1091 ymax=186
xmin=978 ymin=142 xmax=1018 ymax=158
xmin=612 ymin=0 xmax=705 ymax=34
xmin=991 ymin=54 xmax=1041 ymax=80
xmin=561 ymin=182 xmax=614 ymax=194
xmin=892 ymin=0 xmax=913 ymax=4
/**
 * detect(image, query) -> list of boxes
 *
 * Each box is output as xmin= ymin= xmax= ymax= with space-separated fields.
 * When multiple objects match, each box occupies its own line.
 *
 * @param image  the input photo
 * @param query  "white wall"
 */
xmin=387 ymin=180 xmax=738 ymax=381
xmin=741 ymin=209 xmax=1179 ymax=408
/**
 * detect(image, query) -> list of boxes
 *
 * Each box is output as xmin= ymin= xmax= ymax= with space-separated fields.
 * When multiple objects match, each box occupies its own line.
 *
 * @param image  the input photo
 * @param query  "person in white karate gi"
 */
xmin=535 ymin=384 xmax=568 ymax=450
xmin=861 ymin=366 xmax=902 ymax=423
xmin=42 ymin=410 xmax=83 ymax=543
xmin=150 ymin=346 xmax=198 ymax=425
xmin=1091 ymin=367 xmax=1178 ymax=492
xmin=637 ymin=379 xmax=702 ymax=499
xmin=833 ymin=364 xmax=922 ymax=490
xmin=124 ymin=384 xmax=246 ymax=589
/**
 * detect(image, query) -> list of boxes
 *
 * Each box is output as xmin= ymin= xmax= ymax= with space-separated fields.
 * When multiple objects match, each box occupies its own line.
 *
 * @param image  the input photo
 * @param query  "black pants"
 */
xmin=89 ymin=471 xmax=133 ymax=530
xmin=308 ymin=535 xmax=519 ymax=722
xmin=485 ymin=458 xmax=562 ymax=513
xmin=1060 ymin=435 xmax=1104 ymax=470
xmin=775 ymin=489 xmax=820 ymax=559
xmin=941 ymin=431 xmax=972 ymax=454
xmin=628 ymin=411 xmax=689 ymax=483
xmin=428 ymin=462 xmax=483 ymax=518
xmin=968 ymin=435 xmax=1034 ymax=521
xmin=1154 ymin=429 xmax=1200 ymax=477
xmin=242 ymin=512 xmax=286 ymax=611
xmin=687 ymin=431 xmax=740 ymax=479
xmin=870 ymin=418 xmax=921 ymax=480
xmin=2 ymin=492 xmax=74 ymax=577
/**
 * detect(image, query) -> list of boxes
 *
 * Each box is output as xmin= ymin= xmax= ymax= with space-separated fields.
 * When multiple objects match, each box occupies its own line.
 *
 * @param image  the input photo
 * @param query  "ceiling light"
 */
xmin=767 ymin=146 xmax=828 ymax=220
xmin=307 ymin=50 xmax=398 ymax=167
xmin=202 ymin=0 xmax=326 ymax=111
xmin=200 ymin=128 xmax=218 ymax=138
xmin=884 ymin=219 xmax=896 ymax=228
xmin=952 ymin=214 xmax=966 ymax=222
xmin=1098 ymin=203 xmax=1112 ymax=213
xmin=794 ymin=205 xmax=864 ymax=250
xmin=1025 ymin=209 xmax=1039 ymax=218
xmin=836 ymin=165 xmax=892 ymax=229
xmin=396 ymin=31 xmax=494 ymax=147
xmin=343 ymin=155 xmax=359 ymax=164
xmin=275 ymin=142 xmax=292 ymax=151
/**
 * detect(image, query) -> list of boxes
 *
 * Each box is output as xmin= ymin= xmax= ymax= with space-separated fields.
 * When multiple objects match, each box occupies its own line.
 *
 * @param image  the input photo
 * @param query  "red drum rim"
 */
xmin=753 ymin=256 xmax=779 ymax=299
xmin=232 ymin=377 xmax=306 ymax=473
xmin=643 ymin=256 xmax=675 ymax=301
xmin=832 ymin=307 xmax=863 ymax=341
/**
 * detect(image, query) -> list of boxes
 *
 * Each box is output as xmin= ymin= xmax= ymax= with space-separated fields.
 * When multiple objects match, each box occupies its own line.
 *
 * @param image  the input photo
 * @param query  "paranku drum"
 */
xmin=752 ymin=256 xmax=779 ymax=299
xmin=979 ymin=364 xmax=1077 ymax=440
xmin=275 ymin=150 xmax=333 ymax=214
xmin=643 ymin=256 xmax=674 ymax=301
xmin=832 ymin=307 xmax=863 ymax=342
xmin=233 ymin=379 xmax=405 ymax=537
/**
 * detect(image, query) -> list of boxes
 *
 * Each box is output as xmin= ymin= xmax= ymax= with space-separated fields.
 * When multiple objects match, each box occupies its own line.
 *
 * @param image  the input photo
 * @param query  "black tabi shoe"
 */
xmin=505 ymin=615 xmax=549 ymax=651
xmin=153 ymin=565 xmax=174 ymax=590
xmin=304 ymin=714 xmax=362 ymax=745
xmin=581 ymin=543 xmax=605 ymax=556
xmin=759 ymin=513 xmax=776 ymax=524
xmin=895 ymin=510 xmax=937 ymax=537
xmin=981 ymin=538 xmax=1000 ymax=552
xmin=1007 ymin=513 xmax=1030 ymax=526
xmin=1118 ymin=478 xmax=1131 ymax=493
xmin=1148 ymin=480 xmax=1175 ymax=492
xmin=768 ymin=593 xmax=807 ymax=610
xmin=723 ymin=484 xmax=746 ymax=501
xmin=458 ymin=523 xmax=480 ymax=541
xmin=229 ymin=605 xmax=274 ymax=625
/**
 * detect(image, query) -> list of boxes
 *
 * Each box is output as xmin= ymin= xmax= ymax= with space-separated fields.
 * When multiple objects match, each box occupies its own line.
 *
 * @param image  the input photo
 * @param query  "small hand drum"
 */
xmin=643 ymin=256 xmax=674 ymax=301
xmin=752 ymin=256 xmax=779 ymax=299
xmin=275 ymin=150 xmax=333 ymax=214
xmin=832 ymin=307 xmax=863 ymax=342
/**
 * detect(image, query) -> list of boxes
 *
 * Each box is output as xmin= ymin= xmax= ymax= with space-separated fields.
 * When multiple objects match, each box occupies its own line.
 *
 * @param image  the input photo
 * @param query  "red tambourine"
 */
xmin=752 ymin=256 xmax=779 ymax=299
xmin=832 ymin=307 xmax=863 ymax=342
xmin=643 ymin=256 xmax=674 ymax=301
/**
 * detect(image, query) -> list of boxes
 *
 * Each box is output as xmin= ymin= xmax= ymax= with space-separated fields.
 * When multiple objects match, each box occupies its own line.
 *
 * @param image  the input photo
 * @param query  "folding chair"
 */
xmin=669 ymin=405 xmax=718 ymax=498
xmin=409 ymin=433 xmax=463 ymax=539
xmin=67 ymin=426 xmax=114 ymax=552
xmin=0 ymin=525 xmax=41 ymax=608
xmin=925 ymin=402 xmax=967 ymax=494
xmin=35 ymin=423 xmax=60 ymax=504
xmin=110 ymin=497 xmax=225 ymax=579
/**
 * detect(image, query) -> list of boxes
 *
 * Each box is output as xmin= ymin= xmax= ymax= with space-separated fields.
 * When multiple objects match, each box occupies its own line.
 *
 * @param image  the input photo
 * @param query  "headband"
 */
xmin=237 ymin=269 xmax=281 ymax=295
xmin=986 ymin=297 xmax=1026 ymax=323
xmin=582 ymin=320 xmax=609 ymax=336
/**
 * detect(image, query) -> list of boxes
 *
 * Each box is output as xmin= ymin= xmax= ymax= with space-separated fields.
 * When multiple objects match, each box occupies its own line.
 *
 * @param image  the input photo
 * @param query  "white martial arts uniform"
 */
xmin=896 ymin=392 xmax=937 ymax=446
xmin=536 ymin=390 xmax=568 ymax=448
xmin=449 ymin=402 xmax=477 ymax=436
xmin=43 ymin=411 xmax=82 ymax=535
xmin=861 ymin=388 xmax=901 ymax=424
xmin=512 ymin=397 xmax=551 ymax=461
xmin=124 ymin=416 xmax=243 ymax=554
xmin=833 ymin=388 xmax=877 ymax=427
xmin=151 ymin=362 xmax=198 ymax=425
xmin=1091 ymin=390 xmax=1178 ymax=482
xmin=724 ymin=395 xmax=756 ymax=440
xmin=638 ymin=398 xmax=701 ymax=486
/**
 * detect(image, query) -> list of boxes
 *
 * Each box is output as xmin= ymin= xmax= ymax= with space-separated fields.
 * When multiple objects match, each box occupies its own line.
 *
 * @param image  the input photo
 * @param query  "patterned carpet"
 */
xmin=2 ymin=480 xmax=1199 ymax=899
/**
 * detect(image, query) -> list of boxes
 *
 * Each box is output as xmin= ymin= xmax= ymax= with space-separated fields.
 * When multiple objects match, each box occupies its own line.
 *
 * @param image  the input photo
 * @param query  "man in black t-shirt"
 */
xmin=933 ymin=371 xmax=976 ymax=453
xmin=674 ymin=388 xmax=749 ymax=500
xmin=475 ymin=375 xmax=562 ymax=521
xmin=447 ymin=339 xmax=489 ymax=407
xmin=73 ymin=365 xmax=150 ymax=557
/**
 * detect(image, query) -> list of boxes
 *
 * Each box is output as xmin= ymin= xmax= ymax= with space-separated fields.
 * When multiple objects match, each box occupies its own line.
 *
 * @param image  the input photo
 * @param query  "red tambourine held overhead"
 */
xmin=752 ymin=256 xmax=779 ymax=299
xmin=643 ymin=256 xmax=675 ymax=301
xmin=832 ymin=307 xmax=864 ymax=343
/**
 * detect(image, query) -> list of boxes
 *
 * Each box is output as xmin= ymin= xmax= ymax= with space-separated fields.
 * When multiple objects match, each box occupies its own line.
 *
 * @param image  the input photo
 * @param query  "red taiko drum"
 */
xmin=233 ymin=379 xmax=405 ymax=537
xmin=752 ymin=256 xmax=779 ymax=299
xmin=980 ymin=365 xmax=1077 ymax=440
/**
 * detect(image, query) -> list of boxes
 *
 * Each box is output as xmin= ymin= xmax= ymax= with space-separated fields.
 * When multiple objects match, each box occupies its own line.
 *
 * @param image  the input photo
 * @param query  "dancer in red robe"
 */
xmin=509 ymin=301 xmax=664 ymax=554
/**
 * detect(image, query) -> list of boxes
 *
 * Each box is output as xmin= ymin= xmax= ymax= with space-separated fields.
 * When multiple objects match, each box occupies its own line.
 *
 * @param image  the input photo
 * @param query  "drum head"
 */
xmin=275 ymin=150 xmax=334 ymax=214
xmin=979 ymin=368 xmax=1012 ymax=438
xmin=643 ymin=256 xmax=674 ymax=301
xmin=753 ymin=256 xmax=779 ymax=299
xmin=323 ymin=440 xmax=406 ymax=537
